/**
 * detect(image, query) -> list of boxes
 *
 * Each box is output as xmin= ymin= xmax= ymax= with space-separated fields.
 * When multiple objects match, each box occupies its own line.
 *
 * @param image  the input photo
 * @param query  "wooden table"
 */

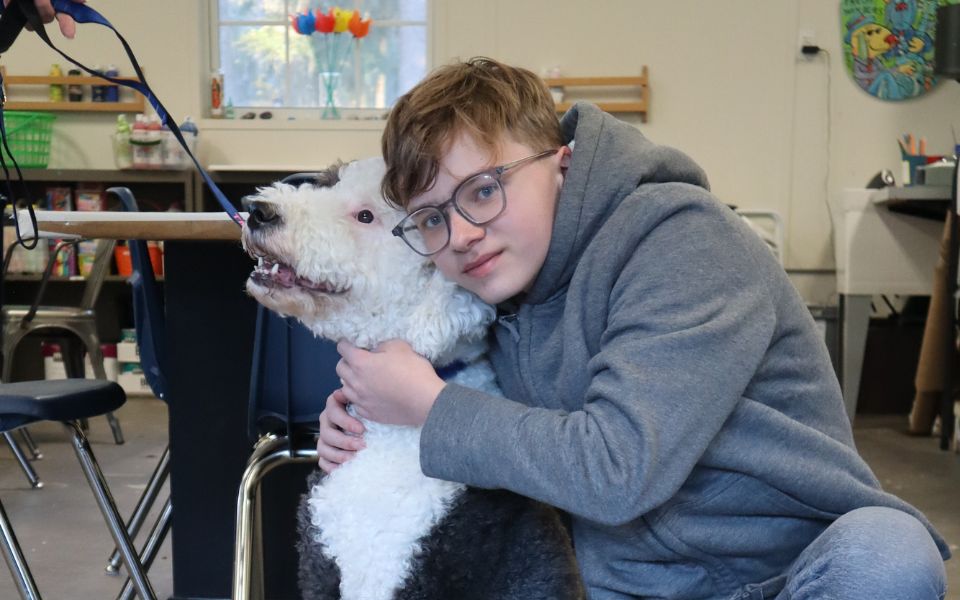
xmin=14 ymin=209 xmax=242 ymax=241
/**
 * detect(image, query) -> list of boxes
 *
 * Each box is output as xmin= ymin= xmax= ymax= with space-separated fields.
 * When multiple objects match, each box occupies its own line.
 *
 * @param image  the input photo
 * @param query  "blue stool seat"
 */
xmin=0 ymin=380 xmax=124 ymax=429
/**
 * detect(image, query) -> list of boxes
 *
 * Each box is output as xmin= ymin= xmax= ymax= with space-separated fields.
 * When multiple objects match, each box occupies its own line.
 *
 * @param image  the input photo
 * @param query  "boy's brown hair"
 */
xmin=381 ymin=57 xmax=563 ymax=209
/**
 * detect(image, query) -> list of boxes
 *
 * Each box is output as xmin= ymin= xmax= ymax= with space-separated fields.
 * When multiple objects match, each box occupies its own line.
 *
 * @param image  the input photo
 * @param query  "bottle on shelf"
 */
xmin=130 ymin=114 xmax=149 ymax=168
xmin=49 ymin=64 xmax=65 ymax=101
xmin=210 ymin=69 xmax=224 ymax=118
xmin=145 ymin=115 xmax=164 ymax=168
xmin=104 ymin=65 xmax=119 ymax=102
xmin=180 ymin=116 xmax=199 ymax=145
xmin=91 ymin=65 xmax=104 ymax=102
xmin=161 ymin=120 xmax=194 ymax=169
xmin=113 ymin=114 xmax=133 ymax=169
xmin=67 ymin=68 xmax=83 ymax=102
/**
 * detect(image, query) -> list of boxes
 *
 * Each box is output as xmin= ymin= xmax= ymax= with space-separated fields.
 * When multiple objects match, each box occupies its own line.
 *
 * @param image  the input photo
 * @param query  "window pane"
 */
xmin=220 ymin=25 xmax=289 ymax=107
xmin=219 ymin=0 xmax=287 ymax=21
xmin=354 ymin=0 xmax=426 ymax=22
xmin=355 ymin=25 xmax=426 ymax=108
xmin=216 ymin=1 xmax=428 ymax=111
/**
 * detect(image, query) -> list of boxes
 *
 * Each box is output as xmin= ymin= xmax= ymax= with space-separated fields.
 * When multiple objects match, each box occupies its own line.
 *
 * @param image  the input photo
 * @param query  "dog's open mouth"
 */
xmin=250 ymin=256 xmax=348 ymax=294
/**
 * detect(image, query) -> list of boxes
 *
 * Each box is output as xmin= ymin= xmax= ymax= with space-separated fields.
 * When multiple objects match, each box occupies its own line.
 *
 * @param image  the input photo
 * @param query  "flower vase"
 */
xmin=319 ymin=71 xmax=341 ymax=119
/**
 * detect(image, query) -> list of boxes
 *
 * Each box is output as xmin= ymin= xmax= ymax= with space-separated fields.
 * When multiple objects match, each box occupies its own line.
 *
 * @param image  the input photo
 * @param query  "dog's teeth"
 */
xmin=271 ymin=263 xmax=280 ymax=275
xmin=258 ymin=257 xmax=264 ymax=267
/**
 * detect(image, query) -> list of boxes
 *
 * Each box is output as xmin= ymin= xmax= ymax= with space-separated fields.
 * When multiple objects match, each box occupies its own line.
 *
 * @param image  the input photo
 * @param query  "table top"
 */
xmin=870 ymin=185 xmax=952 ymax=221
xmin=870 ymin=185 xmax=951 ymax=203
xmin=12 ymin=210 xmax=244 ymax=241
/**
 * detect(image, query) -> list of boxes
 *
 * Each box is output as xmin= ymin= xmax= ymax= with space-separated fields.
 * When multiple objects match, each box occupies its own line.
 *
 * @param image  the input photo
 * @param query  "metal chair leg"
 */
xmin=105 ymin=446 xmax=169 ymax=574
xmin=232 ymin=436 xmax=317 ymax=600
xmin=17 ymin=429 xmax=41 ymax=461
xmin=79 ymin=341 xmax=125 ymax=446
xmin=116 ymin=496 xmax=171 ymax=600
xmin=0 ymin=498 xmax=42 ymax=600
xmin=65 ymin=422 xmax=156 ymax=600
xmin=104 ymin=412 xmax=125 ymax=445
xmin=3 ymin=433 xmax=42 ymax=489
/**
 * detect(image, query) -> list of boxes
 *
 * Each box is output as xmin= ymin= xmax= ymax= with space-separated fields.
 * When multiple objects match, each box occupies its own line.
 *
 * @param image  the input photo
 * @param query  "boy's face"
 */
xmin=406 ymin=133 xmax=567 ymax=305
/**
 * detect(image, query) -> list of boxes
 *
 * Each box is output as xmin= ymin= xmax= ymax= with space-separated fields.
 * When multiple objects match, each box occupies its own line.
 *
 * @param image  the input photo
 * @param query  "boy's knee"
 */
xmin=843 ymin=508 xmax=945 ymax=594
xmin=784 ymin=507 xmax=946 ymax=600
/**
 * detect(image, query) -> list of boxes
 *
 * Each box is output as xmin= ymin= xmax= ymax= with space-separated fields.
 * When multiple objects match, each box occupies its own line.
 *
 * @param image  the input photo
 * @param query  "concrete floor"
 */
xmin=0 ymin=400 xmax=957 ymax=600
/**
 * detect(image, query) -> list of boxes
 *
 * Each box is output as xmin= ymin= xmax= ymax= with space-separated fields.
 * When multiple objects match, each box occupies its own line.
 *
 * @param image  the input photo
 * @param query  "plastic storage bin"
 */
xmin=0 ymin=111 xmax=56 ymax=168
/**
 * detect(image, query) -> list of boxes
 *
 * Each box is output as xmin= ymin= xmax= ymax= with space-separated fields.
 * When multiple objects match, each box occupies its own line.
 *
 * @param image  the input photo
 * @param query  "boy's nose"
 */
xmin=447 ymin=211 xmax=485 ymax=251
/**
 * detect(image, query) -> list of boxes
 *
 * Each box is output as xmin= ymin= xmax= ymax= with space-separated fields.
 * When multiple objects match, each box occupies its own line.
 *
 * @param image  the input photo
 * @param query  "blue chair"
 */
xmin=232 ymin=305 xmax=341 ymax=600
xmin=101 ymin=187 xmax=171 ymax=600
xmin=0 ymin=379 xmax=156 ymax=600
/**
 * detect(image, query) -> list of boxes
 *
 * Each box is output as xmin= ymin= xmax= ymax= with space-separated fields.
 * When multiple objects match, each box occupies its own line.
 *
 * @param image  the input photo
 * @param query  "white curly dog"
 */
xmin=241 ymin=158 xmax=583 ymax=600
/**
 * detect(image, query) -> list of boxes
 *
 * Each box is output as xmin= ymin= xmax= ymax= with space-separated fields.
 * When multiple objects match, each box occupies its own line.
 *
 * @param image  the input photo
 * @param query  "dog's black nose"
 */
xmin=243 ymin=198 xmax=280 ymax=230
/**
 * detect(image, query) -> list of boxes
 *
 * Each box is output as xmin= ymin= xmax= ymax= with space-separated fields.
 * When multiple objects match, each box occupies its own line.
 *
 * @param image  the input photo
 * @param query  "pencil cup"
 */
xmin=901 ymin=154 xmax=930 ymax=186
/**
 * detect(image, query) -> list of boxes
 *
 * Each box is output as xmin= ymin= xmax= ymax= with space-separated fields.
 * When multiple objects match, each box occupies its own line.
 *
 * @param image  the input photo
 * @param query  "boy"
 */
xmin=323 ymin=58 xmax=949 ymax=599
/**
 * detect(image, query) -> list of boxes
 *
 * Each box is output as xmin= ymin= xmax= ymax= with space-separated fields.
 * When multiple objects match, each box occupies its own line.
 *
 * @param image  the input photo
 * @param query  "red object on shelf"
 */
xmin=115 ymin=243 xmax=163 ymax=277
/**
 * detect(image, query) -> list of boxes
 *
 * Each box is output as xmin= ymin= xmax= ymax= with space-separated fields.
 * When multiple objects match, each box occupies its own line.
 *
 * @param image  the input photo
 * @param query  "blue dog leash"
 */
xmin=0 ymin=0 xmax=245 ymax=239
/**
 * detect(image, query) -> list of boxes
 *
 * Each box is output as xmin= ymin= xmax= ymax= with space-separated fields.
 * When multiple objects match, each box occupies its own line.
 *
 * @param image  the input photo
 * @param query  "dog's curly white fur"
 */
xmin=241 ymin=158 xmax=583 ymax=600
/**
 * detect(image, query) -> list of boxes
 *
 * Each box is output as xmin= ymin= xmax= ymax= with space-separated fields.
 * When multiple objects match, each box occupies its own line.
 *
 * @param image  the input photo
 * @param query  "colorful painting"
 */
xmin=841 ymin=0 xmax=958 ymax=100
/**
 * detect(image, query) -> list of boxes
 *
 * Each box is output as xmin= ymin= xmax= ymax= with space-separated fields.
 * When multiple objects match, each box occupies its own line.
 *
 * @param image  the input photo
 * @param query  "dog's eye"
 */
xmin=356 ymin=210 xmax=375 ymax=224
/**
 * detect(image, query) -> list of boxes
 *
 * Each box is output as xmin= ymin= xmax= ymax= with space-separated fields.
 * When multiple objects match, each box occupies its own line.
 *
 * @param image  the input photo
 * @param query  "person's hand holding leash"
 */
xmin=3 ymin=0 xmax=84 ymax=38
xmin=336 ymin=339 xmax=445 ymax=427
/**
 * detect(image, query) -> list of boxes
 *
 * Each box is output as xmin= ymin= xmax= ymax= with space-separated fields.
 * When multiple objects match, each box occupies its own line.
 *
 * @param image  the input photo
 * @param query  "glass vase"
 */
xmin=319 ymin=71 xmax=341 ymax=120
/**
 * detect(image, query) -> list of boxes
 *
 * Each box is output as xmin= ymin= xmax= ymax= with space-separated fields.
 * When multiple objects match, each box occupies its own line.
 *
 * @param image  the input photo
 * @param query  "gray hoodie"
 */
xmin=420 ymin=102 xmax=949 ymax=599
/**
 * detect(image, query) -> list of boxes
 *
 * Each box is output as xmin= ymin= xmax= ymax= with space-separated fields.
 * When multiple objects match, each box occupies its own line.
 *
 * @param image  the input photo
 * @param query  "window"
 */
xmin=211 ymin=0 xmax=428 ymax=114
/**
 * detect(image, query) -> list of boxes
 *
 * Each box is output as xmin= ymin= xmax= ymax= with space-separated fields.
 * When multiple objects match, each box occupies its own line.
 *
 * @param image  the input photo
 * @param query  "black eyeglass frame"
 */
xmin=392 ymin=148 xmax=559 ymax=256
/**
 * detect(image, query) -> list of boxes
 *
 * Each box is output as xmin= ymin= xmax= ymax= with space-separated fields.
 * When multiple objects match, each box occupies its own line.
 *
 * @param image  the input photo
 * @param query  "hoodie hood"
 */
xmin=524 ymin=102 xmax=710 ymax=305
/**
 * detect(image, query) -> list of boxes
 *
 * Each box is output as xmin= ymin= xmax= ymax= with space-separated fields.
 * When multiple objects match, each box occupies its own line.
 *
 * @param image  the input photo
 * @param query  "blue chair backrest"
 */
xmin=247 ymin=305 xmax=340 ymax=444
xmin=107 ymin=187 xmax=168 ymax=401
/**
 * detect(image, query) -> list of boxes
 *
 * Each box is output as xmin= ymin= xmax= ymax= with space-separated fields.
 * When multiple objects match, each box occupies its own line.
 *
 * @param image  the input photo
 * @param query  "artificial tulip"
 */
xmin=333 ymin=7 xmax=353 ymax=33
xmin=295 ymin=11 xmax=316 ymax=35
xmin=315 ymin=8 xmax=335 ymax=33
xmin=348 ymin=11 xmax=372 ymax=39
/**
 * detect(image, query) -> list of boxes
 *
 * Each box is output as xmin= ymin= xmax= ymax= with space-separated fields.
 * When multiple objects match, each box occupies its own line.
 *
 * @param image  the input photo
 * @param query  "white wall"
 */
xmin=2 ymin=0 xmax=958 ymax=303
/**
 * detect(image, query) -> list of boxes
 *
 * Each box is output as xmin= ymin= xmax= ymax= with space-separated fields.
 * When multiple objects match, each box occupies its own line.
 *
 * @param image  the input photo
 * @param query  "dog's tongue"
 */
xmin=273 ymin=263 xmax=297 ymax=287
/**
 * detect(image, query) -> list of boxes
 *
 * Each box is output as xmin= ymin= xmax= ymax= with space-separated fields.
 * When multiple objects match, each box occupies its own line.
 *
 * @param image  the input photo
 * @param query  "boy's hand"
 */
xmin=3 ymin=0 xmax=85 ymax=39
xmin=336 ymin=339 xmax=445 ymax=427
xmin=316 ymin=389 xmax=365 ymax=474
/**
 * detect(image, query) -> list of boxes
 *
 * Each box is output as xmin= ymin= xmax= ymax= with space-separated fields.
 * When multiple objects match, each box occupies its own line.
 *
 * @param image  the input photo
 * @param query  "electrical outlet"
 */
xmin=798 ymin=29 xmax=817 ymax=57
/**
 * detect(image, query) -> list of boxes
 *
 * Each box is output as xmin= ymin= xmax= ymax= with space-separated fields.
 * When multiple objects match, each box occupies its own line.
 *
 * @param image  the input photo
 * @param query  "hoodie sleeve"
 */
xmin=420 ymin=195 xmax=780 ymax=526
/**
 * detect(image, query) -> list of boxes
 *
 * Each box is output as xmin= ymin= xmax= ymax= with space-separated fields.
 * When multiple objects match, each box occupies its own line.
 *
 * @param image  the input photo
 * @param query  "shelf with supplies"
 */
xmin=8 ymin=168 xmax=194 ymax=212
xmin=543 ymin=66 xmax=649 ymax=122
xmin=0 ymin=70 xmax=145 ymax=113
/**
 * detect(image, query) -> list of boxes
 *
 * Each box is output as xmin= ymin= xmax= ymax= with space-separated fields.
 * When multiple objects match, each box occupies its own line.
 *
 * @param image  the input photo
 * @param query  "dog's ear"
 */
xmin=405 ymin=264 xmax=495 ymax=361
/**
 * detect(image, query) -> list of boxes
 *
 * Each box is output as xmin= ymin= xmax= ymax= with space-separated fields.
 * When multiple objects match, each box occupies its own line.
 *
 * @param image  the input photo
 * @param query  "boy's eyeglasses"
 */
xmin=392 ymin=148 xmax=558 ymax=256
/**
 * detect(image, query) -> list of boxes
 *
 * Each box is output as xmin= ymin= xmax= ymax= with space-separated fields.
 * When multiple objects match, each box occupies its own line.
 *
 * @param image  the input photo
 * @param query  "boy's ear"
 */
xmin=560 ymin=145 xmax=572 ymax=169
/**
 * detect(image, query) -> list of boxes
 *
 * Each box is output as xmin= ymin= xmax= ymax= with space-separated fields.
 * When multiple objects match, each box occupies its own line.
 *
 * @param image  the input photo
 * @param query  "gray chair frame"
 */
xmin=1 ymin=238 xmax=125 ymax=466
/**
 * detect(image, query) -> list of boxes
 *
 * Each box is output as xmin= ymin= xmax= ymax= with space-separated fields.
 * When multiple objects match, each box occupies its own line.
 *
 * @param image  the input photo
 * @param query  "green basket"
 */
xmin=0 ymin=111 xmax=56 ymax=168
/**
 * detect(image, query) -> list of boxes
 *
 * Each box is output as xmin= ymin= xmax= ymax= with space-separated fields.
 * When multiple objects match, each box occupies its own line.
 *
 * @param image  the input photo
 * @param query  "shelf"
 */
xmin=544 ymin=66 xmax=649 ymax=121
xmin=4 ymin=274 xmax=163 ymax=282
xmin=18 ymin=168 xmax=193 ymax=184
xmin=1 ymin=71 xmax=146 ymax=113
xmin=3 ymin=100 xmax=144 ymax=112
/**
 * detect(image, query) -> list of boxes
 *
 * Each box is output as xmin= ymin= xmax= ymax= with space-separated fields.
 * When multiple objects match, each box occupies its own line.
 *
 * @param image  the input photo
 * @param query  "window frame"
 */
xmin=206 ymin=0 xmax=432 ymax=120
